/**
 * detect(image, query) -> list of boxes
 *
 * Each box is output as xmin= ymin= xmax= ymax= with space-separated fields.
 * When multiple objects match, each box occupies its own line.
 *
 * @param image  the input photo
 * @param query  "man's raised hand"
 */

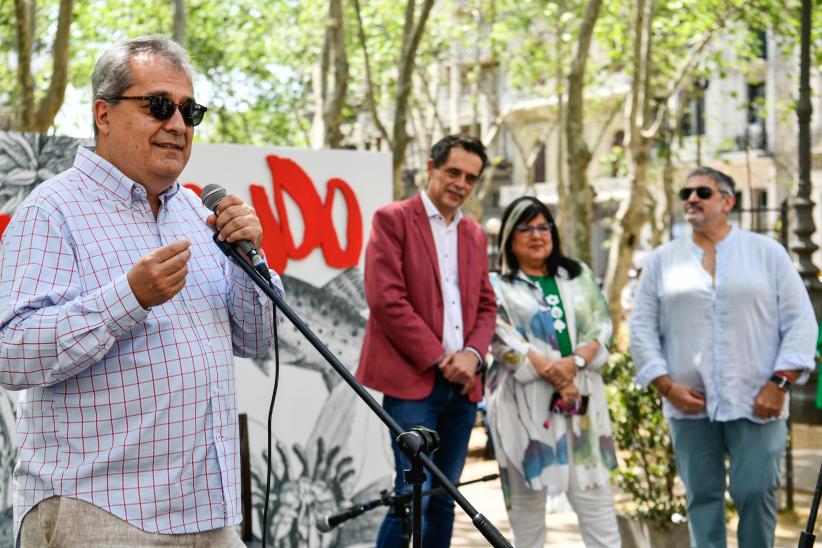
xmin=128 ymin=239 xmax=191 ymax=309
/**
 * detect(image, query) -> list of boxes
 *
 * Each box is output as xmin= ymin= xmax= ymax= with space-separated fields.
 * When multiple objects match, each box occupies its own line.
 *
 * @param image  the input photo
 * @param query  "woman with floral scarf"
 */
xmin=486 ymin=196 xmax=620 ymax=547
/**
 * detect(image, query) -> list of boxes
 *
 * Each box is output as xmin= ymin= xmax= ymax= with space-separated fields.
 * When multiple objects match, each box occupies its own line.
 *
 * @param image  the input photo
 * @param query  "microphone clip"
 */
xmin=212 ymin=233 xmax=272 ymax=282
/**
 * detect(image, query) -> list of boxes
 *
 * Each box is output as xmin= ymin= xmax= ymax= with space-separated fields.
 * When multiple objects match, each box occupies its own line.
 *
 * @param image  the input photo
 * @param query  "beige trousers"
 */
xmin=20 ymin=496 xmax=246 ymax=547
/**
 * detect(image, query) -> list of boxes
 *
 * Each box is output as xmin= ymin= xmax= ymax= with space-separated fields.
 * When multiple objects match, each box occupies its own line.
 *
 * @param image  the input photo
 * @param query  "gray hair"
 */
xmin=91 ymin=35 xmax=194 ymax=136
xmin=686 ymin=166 xmax=736 ymax=196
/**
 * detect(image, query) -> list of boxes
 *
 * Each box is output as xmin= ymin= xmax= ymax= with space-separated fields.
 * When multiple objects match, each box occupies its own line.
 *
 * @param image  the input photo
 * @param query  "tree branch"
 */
xmin=414 ymin=65 xmax=448 ymax=134
xmin=352 ymin=0 xmax=392 ymax=146
xmin=173 ymin=0 xmax=186 ymax=46
xmin=392 ymin=0 xmax=435 ymax=148
xmin=591 ymin=96 xmax=626 ymax=153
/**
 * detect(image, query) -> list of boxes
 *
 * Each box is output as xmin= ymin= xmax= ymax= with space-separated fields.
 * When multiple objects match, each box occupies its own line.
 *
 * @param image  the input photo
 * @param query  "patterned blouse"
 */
xmin=486 ymin=264 xmax=617 ymax=495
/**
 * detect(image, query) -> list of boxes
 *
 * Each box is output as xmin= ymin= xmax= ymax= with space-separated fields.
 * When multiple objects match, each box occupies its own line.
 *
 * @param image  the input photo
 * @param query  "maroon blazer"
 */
xmin=356 ymin=194 xmax=497 ymax=403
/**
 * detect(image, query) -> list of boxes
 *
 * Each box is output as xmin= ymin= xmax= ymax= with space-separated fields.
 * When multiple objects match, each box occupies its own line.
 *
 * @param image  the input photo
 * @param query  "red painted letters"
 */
xmin=0 ymin=157 xmax=365 ymax=275
xmin=0 ymin=214 xmax=9 ymax=240
xmin=251 ymin=155 xmax=363 ymax=273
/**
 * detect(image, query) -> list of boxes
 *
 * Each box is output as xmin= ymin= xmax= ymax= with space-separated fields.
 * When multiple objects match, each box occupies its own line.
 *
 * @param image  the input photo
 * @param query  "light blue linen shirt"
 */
xmin=630 ymin=227 xmax=817 ymax=422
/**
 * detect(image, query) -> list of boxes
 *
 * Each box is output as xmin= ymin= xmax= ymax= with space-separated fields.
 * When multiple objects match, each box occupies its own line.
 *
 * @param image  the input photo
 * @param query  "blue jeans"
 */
xmin=669 ymin=418 xmax=786 ymax=548
xmin=376 ymin=372 xmax=478 ymax=548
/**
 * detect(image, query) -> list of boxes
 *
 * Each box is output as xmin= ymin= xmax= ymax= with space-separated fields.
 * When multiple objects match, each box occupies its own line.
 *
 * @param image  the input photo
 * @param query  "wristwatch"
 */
xmin=769 ymin=374 xmax=791 ymax=391
xmin=572 ymin=354 xmax=587 ymax=369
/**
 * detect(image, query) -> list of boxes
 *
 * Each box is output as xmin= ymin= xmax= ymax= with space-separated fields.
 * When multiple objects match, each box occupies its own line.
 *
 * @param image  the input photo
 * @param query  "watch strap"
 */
xmin=769 ymin=374 xmax=791 ymax=391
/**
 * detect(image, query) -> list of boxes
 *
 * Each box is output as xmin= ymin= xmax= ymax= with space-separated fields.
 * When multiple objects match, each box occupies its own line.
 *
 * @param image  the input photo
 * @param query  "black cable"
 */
xmin=261 ymin=281 xmax=280 ymax=548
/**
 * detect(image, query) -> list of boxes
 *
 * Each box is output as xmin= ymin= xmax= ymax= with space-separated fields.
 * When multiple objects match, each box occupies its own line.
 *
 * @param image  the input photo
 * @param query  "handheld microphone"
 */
xmin=315 ymin=504 xmax=370 ymax=533
xmin=201 ymin=184 xmax=271 ymax=281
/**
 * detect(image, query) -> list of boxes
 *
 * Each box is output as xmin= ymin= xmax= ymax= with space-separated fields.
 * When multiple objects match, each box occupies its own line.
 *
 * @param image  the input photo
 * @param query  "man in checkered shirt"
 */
xmin=0 ymin=35 xmax=282 ymax=546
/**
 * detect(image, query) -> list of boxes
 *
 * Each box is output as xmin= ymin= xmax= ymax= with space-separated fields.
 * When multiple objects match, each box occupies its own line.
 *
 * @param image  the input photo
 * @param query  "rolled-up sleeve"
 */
xmin=772 ymin=247 xmax=817 ymax=383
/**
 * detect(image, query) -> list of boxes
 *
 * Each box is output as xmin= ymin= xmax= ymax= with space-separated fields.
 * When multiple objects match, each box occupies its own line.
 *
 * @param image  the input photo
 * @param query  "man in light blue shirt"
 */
xmin=630 ymin=166 xmax=817 ymax=548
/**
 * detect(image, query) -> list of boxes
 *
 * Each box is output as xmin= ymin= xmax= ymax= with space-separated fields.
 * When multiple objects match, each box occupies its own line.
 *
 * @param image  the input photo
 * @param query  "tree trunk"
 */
xmin=565 ymin=0 xmax=603 ymax=266
xmin=173 ymin=0 xmax=187 ymax=46
xmin=13 ymin=0 xmax=35 ymax=130
xmin=603 ymin=0 xmax=652 ymax=339
xmin=13 ymin=0 xmax=74 ymax=133
xmin=352 ymin=0 xmax=435 ymax=199
xmin=743 ymin=126 xmax=754 ymax=229
xmin=464 ymin=0 xmax=500 ymax=222
xmin=661 ymin=107 xmax=678 ymax=240
xmin=554 ymin=2 xmax=571 ymax=253
xmin=323 ymin=0 xmax=349 ymax=148
xmin=391 ymin=0 xmax=436 ymax=199
xmin=605 ymin=139 xmax=652 ymax=337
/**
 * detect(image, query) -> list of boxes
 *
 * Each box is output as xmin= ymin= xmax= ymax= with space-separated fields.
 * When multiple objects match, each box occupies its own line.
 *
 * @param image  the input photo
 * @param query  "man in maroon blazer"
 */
xmin=357 ymin=135 xmax=497 ymax=547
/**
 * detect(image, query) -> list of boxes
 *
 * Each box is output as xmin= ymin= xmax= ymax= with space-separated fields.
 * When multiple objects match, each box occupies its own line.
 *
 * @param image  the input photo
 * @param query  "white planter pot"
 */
xmin=617 ymin=514 xmax=690 ymax=548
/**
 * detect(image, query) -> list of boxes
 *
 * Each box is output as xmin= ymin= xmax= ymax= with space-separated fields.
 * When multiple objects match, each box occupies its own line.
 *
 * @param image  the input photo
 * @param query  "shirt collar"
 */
xmin=75 ymin=146 xmax=181 ymax=206
xmin=688 ymin=224 xmax=736 ymax=257
xmin=420 ymin=190 xmax=463 ymax=225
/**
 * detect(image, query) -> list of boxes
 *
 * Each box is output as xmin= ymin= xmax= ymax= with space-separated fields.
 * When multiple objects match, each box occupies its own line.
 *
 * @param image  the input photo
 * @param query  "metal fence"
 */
xmin=727 ymin=199 xmax=789 ymax=246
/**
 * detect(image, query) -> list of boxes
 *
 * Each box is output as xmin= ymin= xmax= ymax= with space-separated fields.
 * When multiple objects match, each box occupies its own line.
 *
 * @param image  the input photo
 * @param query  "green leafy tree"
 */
xmin=353 ymin=0 xmax=436 ymax=198
xmin=599 ymin=0 xmax=795 ymax=335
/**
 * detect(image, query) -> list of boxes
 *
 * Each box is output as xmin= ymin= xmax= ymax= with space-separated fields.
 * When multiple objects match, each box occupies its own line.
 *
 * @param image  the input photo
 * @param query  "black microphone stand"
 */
xmin=317 ymin=473 xmax=501 ymax=544
xmin=212 ymin=235 xmax=512 ymax=548
xmin=799 ymin=460 xmax=822 ymax=548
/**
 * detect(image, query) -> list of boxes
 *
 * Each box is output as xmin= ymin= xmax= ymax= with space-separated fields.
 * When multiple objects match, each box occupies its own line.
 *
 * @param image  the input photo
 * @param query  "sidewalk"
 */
xmin=454 ymin=422 xmax=822 ymax=547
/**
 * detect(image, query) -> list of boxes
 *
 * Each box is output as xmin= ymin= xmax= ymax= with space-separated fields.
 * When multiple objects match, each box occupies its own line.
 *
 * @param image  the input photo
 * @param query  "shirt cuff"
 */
xmin=633 ymin=359 xmax=669 ymax=388
xmin=512 ymin=359 xmax=540 ymax=383
xmin=774 ymin=356 xmax=815 ymax=385
xmin=229 ymin=260 xmax=284 ymax=303
xmin=98 ymin=274 xmax=149 ymax=337
xmin=464 ymin=346 xmax=485 ymax=373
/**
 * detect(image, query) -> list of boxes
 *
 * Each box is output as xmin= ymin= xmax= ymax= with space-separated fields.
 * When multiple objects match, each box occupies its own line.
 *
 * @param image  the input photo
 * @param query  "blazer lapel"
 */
xmin=412 ymin=196 xmax=442 ymax=291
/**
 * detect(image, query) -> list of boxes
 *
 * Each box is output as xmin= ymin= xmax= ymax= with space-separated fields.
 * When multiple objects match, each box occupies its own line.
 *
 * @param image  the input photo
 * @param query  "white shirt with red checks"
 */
xmin=0 ymin=146 xmax=281 ymax=541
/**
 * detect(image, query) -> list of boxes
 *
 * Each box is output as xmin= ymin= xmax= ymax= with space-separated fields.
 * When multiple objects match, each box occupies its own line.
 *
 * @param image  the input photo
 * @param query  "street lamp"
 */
xmin=792 ymin=0 xmax=822 ymax=308
xmin=485 ymin=217 xmax=501 ymax=270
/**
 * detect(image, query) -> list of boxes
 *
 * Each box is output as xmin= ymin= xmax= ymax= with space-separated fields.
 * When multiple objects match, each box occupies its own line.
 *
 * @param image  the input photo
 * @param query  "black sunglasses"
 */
xmin=110 ymin=95 xmax=207 ymax=127
xmin=678 ymin=186 xmax=723 ymax=200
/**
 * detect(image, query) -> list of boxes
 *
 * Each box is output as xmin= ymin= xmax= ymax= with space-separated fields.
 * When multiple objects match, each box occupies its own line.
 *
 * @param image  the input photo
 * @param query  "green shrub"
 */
xmin=602 ymin=351 xmax=687 ymax=530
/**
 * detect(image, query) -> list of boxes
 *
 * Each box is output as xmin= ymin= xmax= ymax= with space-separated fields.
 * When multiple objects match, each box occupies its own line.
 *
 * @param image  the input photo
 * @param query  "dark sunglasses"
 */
xmin=110 ymin=95 xmax=207 ymax=126
xmin=678 ymin=186 xmax=724 ymax=200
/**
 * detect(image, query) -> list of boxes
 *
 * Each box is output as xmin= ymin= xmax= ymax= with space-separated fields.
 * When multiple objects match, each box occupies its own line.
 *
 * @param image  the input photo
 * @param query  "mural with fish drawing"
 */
xmin=0 ymin=132 xmax=394 ymax=547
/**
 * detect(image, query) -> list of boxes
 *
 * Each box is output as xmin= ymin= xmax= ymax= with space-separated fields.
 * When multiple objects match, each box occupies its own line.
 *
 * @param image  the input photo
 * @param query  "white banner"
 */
xmin=0 ymin=132 xmax=394 ymax=547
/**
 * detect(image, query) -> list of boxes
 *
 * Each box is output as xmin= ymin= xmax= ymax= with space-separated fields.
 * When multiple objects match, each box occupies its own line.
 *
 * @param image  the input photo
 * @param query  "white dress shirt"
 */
xmin=421 ymin=191 xmax=465 ymax=356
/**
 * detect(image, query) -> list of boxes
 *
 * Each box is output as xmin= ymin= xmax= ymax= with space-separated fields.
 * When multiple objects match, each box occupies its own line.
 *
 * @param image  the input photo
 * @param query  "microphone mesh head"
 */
xmin=201 ymin=184 xmax=227 ymax=212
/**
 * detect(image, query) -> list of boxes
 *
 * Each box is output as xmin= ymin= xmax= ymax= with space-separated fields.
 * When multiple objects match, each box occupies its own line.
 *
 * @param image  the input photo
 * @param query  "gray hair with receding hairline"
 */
xmin=686 ymin=166 xmax=736 ymax=196
xmin=91 ymin=35 xmax=194 ymax=136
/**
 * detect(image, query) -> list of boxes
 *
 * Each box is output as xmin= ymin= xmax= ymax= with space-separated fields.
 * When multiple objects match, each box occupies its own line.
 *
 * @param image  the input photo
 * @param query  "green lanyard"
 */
xmin=527 ymin=274 xmax=573 ymax=357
